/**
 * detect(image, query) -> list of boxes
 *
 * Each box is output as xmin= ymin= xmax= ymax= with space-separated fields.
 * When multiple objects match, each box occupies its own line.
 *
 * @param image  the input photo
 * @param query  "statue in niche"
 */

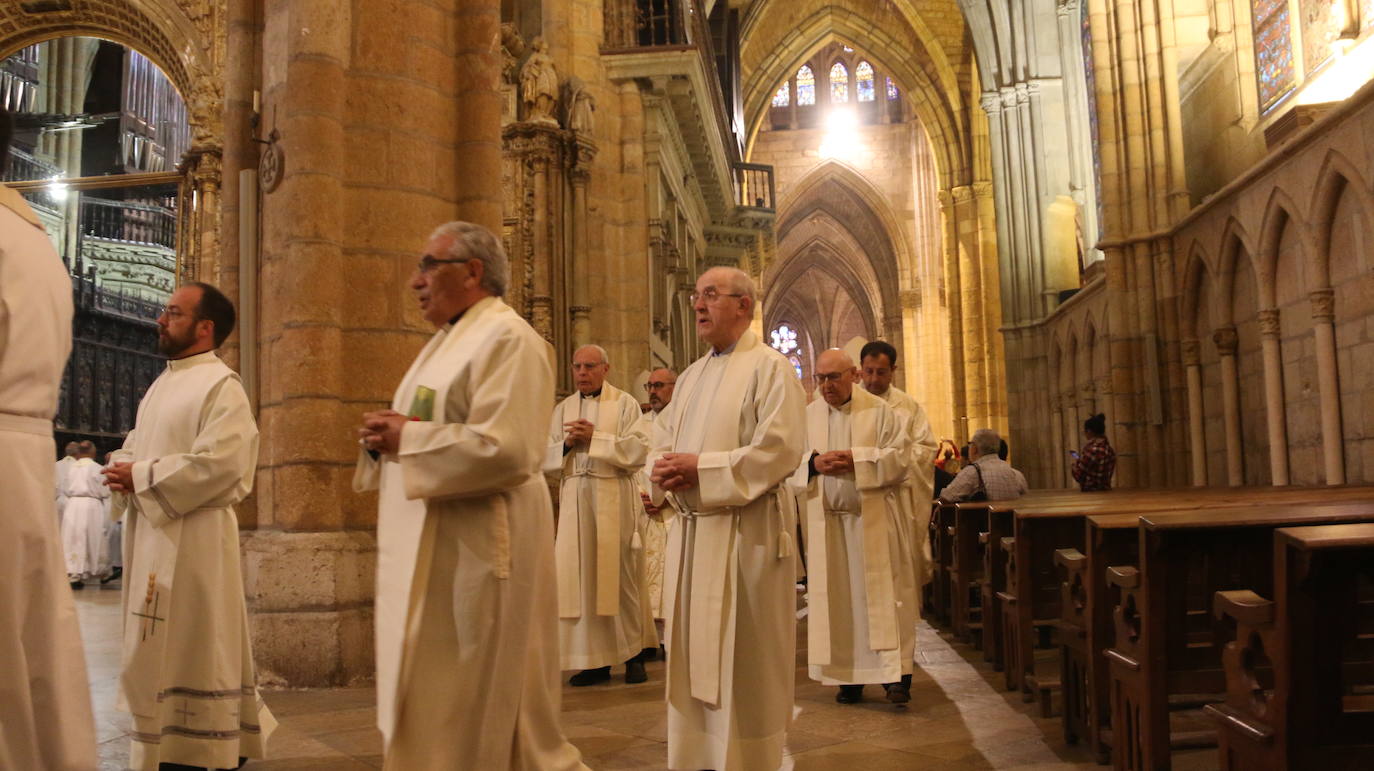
xmin=500 ymin=24 xmax=525 ymax=84
xmin=564 ymin=76 xmax=596 ymax=136
xmin=520 ymin=38 xmax=559 ymax=125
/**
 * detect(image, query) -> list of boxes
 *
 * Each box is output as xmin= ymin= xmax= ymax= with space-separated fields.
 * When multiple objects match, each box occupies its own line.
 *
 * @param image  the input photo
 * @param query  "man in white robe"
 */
xmin=100 ymin=450 xmax=125 ymax=584
xmin=104 ymin=282 xmax=276 ymax=770
xmin=61 ymin=440 xmax=109 ymax=587
xmin=0 ymin=123 xmax=98 ymax=771
xmin=649 ymin=266 xmax=806 ymax=771
xmin=544 ymin=344 xmax=650 ymax=685
xmin=799 ymin=349 xmax=917 ymax=704
xmin=355 ymin=221 xmax=586 ymax=771
xmin=860 ymin=341 xmax=938 ymax=585
xmin=55 ymin=440 xmax=78 ymax=525
xmin=636 ymin=366 xmax=676 ymax=654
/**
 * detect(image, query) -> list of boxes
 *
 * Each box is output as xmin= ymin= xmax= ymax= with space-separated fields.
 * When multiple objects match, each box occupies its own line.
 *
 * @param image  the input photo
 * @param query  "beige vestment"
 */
xmin=0 ymin=186 xmax=98 ymax=771
xmin=635 ymin=409 xmax=669 ymax=631
xmin=112 ymin=350 xmax=275 ymax=771
xmin=355 ymin=296 xmax=586 ymax=771
xmin=800 ymin=390 xmax=917 ymax=685
xmin=544 ymin=384 xmax=648 ymax=669
xmin=61 ymin=456 xmax=110 ymax=577
xmin=648 ymin=330 xmax=806 ymax=771
xmin=875 ymin=385 xmax=937 ymax=584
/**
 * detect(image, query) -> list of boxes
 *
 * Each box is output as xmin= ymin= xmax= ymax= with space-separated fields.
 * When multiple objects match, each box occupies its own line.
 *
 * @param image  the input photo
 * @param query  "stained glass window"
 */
xmin=789 ymin=356 xmax=804 ymax=380
xmin=770 ymin=324 xmax=799 ymax=354
xmin=1082 ymin=0 xmax=1105 ymax=239
xmin=1252 ymin=0 xmax=1297 ymax=110
xmin=796 ymin=65 xmax=815 ymax=106
xmin=1300 ymin=0 xmax=1343 ymax=74
xmin=772 ymin=81 xmax=790 ymax=107
xmin=856 ymin=61 xmax=875 ymax=102
xmin=886 ymin=76 xmax=899 ymax=101
xmin=830 ymin=62 xmax=849 ymax=103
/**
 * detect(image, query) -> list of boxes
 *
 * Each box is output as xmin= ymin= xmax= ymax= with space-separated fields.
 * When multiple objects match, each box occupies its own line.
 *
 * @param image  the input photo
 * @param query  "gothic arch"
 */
xmin=774 ymin=159 xmax=915 ymax=282
xmin=0 ymin=1 xmax=224 ymax=148
xmin=1309 ymin=150 xmax=1374 ymax=289
xmin=1216 ymin=217 xmax=1257 ymax=326
xmin=1256 ymin=186 xmax=1313 ymax=309
xmin=1179 ymin=243 xmax=1215 ymax=340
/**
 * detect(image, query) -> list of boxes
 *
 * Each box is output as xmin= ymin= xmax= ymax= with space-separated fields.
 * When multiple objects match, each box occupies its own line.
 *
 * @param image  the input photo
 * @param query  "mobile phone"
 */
xmin=1069 ymin=450 xmax=1079 ymax=459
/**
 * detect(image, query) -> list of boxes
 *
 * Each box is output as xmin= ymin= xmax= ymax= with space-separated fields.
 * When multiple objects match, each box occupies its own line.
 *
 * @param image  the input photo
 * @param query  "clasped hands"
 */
xmin=813 ymin=450 xmax=854 ymax=476
xmin=101 ymin=462 xmax=135 ymax=493
xmin=358 ymin=409 xmax=409 ymax=455
xmin=563 ymin=418 xmax=595 ymax=447
xmin=650 ymin=453 xmax=699 ymax=492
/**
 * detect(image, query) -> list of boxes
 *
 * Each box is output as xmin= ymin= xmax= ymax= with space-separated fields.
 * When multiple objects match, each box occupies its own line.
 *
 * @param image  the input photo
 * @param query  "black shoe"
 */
xmin=638 ymin=646 xmax=659 ymax=661
xmin=69 ymin=579 xmax=84 ymax=590
xmin=625 ymin=660 xmax=647 ymax=684
xmin=101 ymin=566 xmax=123 ymax=585
xmin=836 ymin=685 xmax=864 ymax=704
xmin=569 ymin=666 xmax=611 ymax=686
xmin=883 ymin=682 xmax=911 ymax=704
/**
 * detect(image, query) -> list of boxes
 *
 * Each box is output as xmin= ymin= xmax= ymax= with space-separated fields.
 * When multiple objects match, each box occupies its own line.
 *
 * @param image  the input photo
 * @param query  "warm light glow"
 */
xmin=1297 ymin=35 xmax=1374 ymax=105
xmin=46 ymin=176 xmax=68 ymax=202
xmin=818 ymin=109 xmax=861 ymax=160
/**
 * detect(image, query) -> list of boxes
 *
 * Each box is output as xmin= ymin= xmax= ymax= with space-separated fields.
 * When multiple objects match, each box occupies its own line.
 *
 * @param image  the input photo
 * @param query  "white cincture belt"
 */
xmin=0 ymin=412 xmax=51 ymax=436
xmin=567 ymin=469 xmax=626 ymax=480
xmin=823 ymin=507 xmax=855 ymax=515
xmin=68 ymin=494 xmax=104 ymax=499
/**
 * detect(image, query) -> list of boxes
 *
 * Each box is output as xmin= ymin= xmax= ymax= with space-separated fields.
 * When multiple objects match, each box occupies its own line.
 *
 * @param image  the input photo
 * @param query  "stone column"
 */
xmin=1050 ymin=392 xmax=1065 ymax=488
xmin=1310 ymin=289 xmax=1345 ymax=484
xmin=1257 ymin=309 xmax=1289 ymax=485
xmin=1214 ymin=326 xmax=1243 ymax=486
xmin=1182 ymin=339 xmax=1206 ymax=486
xmin=569 ymin=139 xmax=596 ymax=348
xmin=454 ymin=0 xmax=503 ymax=231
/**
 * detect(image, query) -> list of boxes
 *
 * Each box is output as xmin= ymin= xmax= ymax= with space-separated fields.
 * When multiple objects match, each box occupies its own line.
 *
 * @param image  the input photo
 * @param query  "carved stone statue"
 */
xmin=564 ymin=76 xmax=596 ymax=136
xmin=500 ymin=23 xmax=525 ymax=84
xmin=520 ymin=38 xmax=559 ymax=125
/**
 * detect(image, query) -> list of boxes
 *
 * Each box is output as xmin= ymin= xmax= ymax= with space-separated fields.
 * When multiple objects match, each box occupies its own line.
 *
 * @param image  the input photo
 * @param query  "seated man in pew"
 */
xmin=939 ymin=429 xmax=1027 ymax=503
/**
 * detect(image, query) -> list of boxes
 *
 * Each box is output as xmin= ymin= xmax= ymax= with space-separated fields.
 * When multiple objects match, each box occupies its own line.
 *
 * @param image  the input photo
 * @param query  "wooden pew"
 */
xmin=949 ymin=502 xmax=990 ymax=643
xmin=1104 ymin=501 xmax=1374 ymax=771
xmin=1205 ymin=524 xmax=1374 ymax=770
xmin=979 ymin=503 xmax=1016 ymax=670
xmin=927 ymin=500 xmax=955 ymax=625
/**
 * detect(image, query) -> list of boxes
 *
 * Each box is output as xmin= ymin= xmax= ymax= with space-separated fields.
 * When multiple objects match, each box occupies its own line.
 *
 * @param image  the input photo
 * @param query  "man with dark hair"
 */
xmin=0 ymin=106 xmax=99 ymax=769
xmin=61 ymin=440 xmax=109 ymax=588
xmin=103 ymin=281 xmax=275 ymax=769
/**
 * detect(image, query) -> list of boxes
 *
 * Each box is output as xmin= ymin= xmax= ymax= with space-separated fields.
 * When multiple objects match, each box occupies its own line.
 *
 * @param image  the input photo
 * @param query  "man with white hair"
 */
xmin=649 ymin=266 xmax=807 ymax=771
xmin=939 ymin=428 xmax=1028 ymax=502
xmin=798 ymin=349 xmax=917 ymax=705
xmin=545 ymin=344 xmax=650 ymax=686
xmin=356 ymin=221 xmax=586 ymax=770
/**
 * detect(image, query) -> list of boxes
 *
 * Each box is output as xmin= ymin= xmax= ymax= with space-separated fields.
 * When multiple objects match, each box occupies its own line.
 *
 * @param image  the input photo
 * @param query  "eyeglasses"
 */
xmin=159 ymin=307 xmax=192 ymax=320
xmin=416 ymin=255 xmax=472 ymax=274
xmin=814 ymin=371 xmax=849 ymax=384
xmin=644 ymin=381 xmax=675 ymax=392
xmin=689 ymin=288 xmax=745 ymax=304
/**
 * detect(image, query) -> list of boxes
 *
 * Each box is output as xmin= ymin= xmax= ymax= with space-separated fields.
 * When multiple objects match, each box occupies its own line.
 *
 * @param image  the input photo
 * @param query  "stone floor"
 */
xmin=74 ymin=586 xmax=1215 ymax=770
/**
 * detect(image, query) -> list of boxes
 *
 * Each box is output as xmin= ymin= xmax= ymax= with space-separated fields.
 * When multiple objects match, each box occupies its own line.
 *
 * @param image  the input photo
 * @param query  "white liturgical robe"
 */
xmin=544 ymin=383 xmax=649 ymax=669
xmin=0 ymin=185 xmax=97 ymax=771
xmin=61 ymin=456 xmax=110 ymax=578
xmin=875 ymin=384 xmax=937 ymax=584
xmin=111 ymin=350 xmax=275 ymax=771
xmin=635 ymin=409 xmax=669 ymax=630
xmin=648 ymin=329 xmax=806 ymax=771
xmin=799 ymin=389 xmax=917 ymax=685
xmin=354 ymin=296 xmax=586 ymax=771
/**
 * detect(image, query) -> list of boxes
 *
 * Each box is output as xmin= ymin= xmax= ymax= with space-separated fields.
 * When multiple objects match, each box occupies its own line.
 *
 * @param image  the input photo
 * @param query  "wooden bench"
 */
xmin=1204 ymin=524 xmax=1374 ymax=770
xmin=927 ymin=500 xmax=955 ymax=626
xmin=949 ymin=502 xmax=990 ymax=643
xmin=979 ymin=504 xmax=1016 ymax=670
xmin=1104 ymin=501 xmax=1374 ymax=771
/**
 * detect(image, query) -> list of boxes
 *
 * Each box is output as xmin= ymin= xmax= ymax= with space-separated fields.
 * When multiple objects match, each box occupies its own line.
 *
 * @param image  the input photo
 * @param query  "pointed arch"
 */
xmin=1308 ymin=149 xmax=1374 ymax=288
xmin=1180 ymin=240 xmax=1216 ymax=340
xmin=1216 ymin=217 xmax=1258 ymax=326
xmin=856 ymin=60 xmax=876 ymax=102
xmin=829 ymin=60 xmax=850 ymax=102
xmin=1256 ymin=185 xmax=1314 ymax=308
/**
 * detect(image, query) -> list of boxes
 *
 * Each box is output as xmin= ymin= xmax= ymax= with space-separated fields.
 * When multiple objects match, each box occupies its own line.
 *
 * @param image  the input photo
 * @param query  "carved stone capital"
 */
xmin=1080 ymin=381 xmax=1096 ymax=399
xmin=971 ymin=181 xmax=993 ymax=199
xmin=1213 ymin=325 xmax=1239 ymax=356
xmin=569 ymin=305 xmax=591 ymax=318
xmin=1180 ymin=338 xmax=1201 ymax=367
xmin=979 ymin=91 xmax=1002 ymax=115
xmin=936 ymin=189 xmax=955 ymax=211
xmin=1310 ymin=288 xmax=1335 ymax=322
xmin=1257 ymin=308 xmax=1281 ymax=338
xmin=951 ymin=185 xmax=975 ymax=204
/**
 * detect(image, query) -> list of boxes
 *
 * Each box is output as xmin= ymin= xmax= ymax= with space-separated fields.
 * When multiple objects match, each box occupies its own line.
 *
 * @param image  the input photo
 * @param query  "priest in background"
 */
xmin=61 ymin=440 xmax=109 ymax=588
xmin=799 ymin=349 xmax=917 ymax=705
xmin=103 ymin=281 xmax=275 ymax=770
xmin=636 ymin=366 xmax=676 ymax=657
xmin=55 ymin=440 xmax=78 ymax=525
xmin=859 ymin=340 xmax=938 ymax=585
xmin=649 ymin=266 xmax=806 ymax=771
xmin=355 ymin=221 xmax=586 ymax=771
xmin=0 ymin=108 xmax=98 ymax=771
xmin=545 ymin=344 xmax=651 ymax=686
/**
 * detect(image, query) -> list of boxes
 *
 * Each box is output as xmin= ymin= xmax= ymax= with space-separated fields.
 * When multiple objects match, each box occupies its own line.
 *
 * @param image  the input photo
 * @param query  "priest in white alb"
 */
xmin=0 ymin=128 xmax=97 ymax=771
xmin=860 ymin=340 xmax=938 ymax=585
xmin=61 ymin=440 xmax=109 ymax=588
xmin=355 ymin=221 xmax=586 ymax=771
xmin=798 ymin=349 xmax=918 ymax=704
xmin=545 ymin=343 xmax=651 ymax=686
xmin=648 ymin=266 xmax=807 ymax=771
xmin=103 ymin=281 xmax=275 ymax=771
xmin=635 ymin=366 xmax=677 ymax=654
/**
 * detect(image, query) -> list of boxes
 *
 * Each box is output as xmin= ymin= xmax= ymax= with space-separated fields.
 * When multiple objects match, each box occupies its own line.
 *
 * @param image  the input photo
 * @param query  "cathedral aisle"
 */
xmin=75 ymin=588 xmax=1215 ymax=770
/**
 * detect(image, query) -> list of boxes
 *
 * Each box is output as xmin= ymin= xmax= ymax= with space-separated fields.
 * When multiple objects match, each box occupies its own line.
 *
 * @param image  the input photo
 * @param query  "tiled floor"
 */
xmin=74 ymin=587 xmax=1214 ymax=770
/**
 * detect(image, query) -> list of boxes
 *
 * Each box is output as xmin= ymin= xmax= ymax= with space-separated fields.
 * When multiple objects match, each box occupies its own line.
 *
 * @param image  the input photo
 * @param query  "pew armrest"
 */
xmin=1213 ymin=590 xmax=1274 ymax=627
xmin=1106 ymin=565 xmax=1139 ymax=589
xmin=1054 ymin=548 xmax=1085 ymax=569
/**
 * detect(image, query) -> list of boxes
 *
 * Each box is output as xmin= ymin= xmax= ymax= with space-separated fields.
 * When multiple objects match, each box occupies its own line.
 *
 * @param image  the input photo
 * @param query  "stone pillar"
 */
xmin=569 ymin=139 xmax=596 ymax=348
xmin=1257 ymin=308 xmax=1289 ymax=485
xmin=454 ymin=0 xmax=504 ymax=231
xmin=1182 ymin=339 xmax=1206 ymax=486
xmin=1050 ymin=392 xmax=1065 ymax=488
xmin=1310 ymin=289 xmax=1345 ymax=484
xmin=1214 ymin=326 xmax=1243 ymax=486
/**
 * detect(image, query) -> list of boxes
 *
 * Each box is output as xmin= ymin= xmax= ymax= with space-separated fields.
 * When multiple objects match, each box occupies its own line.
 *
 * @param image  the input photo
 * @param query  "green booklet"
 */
xmin=408 ymin=386 xmax=436 ymax=421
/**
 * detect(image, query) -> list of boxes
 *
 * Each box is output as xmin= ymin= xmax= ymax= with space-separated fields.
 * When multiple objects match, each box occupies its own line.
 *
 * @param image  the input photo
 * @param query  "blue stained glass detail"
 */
xmin=797 ymin=65 xmax=815 ymax=106
xmin=856 ymin=61 xmax=875 ymax=102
